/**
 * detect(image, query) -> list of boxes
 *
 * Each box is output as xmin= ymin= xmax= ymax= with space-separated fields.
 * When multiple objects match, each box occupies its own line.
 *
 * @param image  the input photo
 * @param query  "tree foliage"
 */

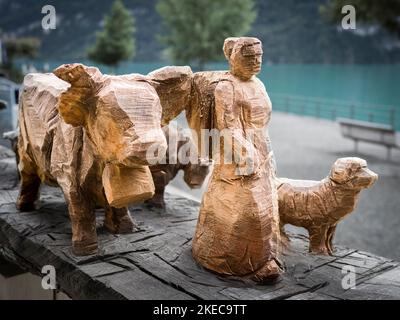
xmin=156 ymin=0 xmax=256 ymax=69
xmin=320 ymin=0 xmax=400 ymax=37
xmin=88 ymin=0 xmax=136 ymax=68
xmin=0 ymin=32 xmax=40 ymax=81
xmin=3 ymin=37 xmax=40 ymax=62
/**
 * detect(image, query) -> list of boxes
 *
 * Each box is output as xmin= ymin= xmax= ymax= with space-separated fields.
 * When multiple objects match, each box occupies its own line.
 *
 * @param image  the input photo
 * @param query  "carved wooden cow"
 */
xmin=17 ymin=63 xmax=192 ymax=255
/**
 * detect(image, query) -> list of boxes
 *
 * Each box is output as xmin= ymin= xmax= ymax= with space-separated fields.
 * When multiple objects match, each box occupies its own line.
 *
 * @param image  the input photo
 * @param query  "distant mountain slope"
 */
xmin=0 ymin=0 xmax=399 ymax=63
xmin=0 ymin=0 xmax=163 ymax=61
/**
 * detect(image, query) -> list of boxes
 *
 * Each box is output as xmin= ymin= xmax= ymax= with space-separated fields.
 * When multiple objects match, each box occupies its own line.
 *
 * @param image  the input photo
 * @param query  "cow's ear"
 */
xmin=53 ymin=63 xmax=103 ymax=127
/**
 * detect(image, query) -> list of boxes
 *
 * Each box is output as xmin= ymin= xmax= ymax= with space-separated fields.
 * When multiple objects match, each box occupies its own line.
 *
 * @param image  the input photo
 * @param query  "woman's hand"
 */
xmin=235 ymin=149 xmax=260 ymax=176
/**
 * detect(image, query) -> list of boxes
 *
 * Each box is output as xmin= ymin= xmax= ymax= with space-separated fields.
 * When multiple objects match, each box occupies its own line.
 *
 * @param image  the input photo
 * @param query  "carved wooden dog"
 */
xmin=277 ymin=157 xmax=378 ymax=255
xmin=17 ymin=63 xmax=192 ymax=255
xmin=146 ymin=125 xmax=211 ymax=209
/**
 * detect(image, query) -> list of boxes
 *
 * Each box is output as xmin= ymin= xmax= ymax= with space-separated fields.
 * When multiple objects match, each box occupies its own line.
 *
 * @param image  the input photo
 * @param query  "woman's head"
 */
xmin=223 ymin=37 xmax=263 ymax=80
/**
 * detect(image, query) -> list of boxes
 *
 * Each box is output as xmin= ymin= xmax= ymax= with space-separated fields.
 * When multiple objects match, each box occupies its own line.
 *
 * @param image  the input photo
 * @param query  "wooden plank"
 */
xmin=338 ymin=265 xmax=400 ymax=300
xmin=341 ymin=265 xmax=400 ymax=300
xmin=286 ymin=291 xmax=339 ymax=300
xmin=219 ymin=280 xmax=321 ymax=300
xmin=0 ymin=256 xmax=26 ymax=278
xmin=0 ymin=157 xmax=19 ymax=191
xmin=98 ymin=269 xmax=193 ymax=300
xmin=0 ymin=190 xmax=18 ymax=205
xmin=364 ymin=265 xmax=400 ymax=286
xmin=79 ymin=261 xmax=126 ymax=278
xmin=124 ymin=250 xmax=227 ymax=300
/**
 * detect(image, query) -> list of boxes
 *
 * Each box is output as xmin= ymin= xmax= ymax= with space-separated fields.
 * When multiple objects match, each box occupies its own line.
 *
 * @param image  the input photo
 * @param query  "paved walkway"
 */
xmin=169 ymin=112 xmax=400 ymax=261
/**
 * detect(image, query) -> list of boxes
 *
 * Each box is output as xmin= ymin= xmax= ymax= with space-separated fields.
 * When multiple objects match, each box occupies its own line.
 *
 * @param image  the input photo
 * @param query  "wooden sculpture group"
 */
xmin=14 ymin=37 xmax=378 ymax=283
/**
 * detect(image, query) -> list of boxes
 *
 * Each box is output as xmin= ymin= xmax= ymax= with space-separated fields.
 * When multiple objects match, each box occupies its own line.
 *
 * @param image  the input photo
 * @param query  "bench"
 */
xmin=337 ymin=118 xmax=399 ymax=160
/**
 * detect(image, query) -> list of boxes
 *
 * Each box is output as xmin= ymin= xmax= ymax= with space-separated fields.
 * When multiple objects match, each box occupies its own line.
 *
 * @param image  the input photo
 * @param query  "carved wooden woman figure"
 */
xmin=191 ymin=37 xmax=283 ymax=283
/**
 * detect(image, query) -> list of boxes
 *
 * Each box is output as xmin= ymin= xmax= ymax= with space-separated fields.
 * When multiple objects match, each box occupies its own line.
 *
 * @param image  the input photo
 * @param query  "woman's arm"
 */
xmin=214 ymin=80 xmax=259 ymax=176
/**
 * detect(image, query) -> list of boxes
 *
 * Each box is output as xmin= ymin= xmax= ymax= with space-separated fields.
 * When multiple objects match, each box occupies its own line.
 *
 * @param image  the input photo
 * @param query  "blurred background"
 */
xmin=1 ymin=0 xmax=400 ymax=129
xmin=0 ymin=0 xmax=399 ymax=274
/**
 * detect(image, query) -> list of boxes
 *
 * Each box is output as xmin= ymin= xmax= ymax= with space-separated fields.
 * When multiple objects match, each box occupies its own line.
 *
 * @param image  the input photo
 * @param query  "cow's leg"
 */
xmin=280 ymin=223 xmax=290 ymax=248
xmin=63 ymin=187 xmax=98 ymax=256
xmin=308 ymin=225 xmax=330 ymax=255
xmin=326 ymin=225 xmax=337 ymax=255
xmin=16 ymin=156 xmax=41 ymax=211
xmin=145 ymin=170 xmax=167 ymax=209
xmin=104 ymin=205 xmax=137 ymax=234
xmin=145 ymin=188 xmax=166 ymax=209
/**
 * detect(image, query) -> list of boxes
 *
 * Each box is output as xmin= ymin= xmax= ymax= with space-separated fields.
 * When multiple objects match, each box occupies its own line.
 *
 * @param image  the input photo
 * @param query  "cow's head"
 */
xmin=163 ymin=124 xmax=212 ymax=189
xmin=183 ymin=158 xmax=212 ymax=189
xmin=53 ymin=64 xmax=167 ymax=167
xmin=178 ymin=134 xmax=212 ymax=189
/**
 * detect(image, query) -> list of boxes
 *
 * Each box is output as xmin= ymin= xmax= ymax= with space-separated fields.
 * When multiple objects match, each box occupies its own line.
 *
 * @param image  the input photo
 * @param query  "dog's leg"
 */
xmin=308 ymin=225 xmax=330 ymax=255
xmin=326 ymin=225 xmax=337 ymax=255
xmin=280 ymin=223 xmax=290 ymax=248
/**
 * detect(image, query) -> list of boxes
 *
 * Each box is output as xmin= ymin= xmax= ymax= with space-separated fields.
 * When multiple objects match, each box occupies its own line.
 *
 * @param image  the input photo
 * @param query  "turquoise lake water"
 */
xmin=18 ymin=61 xmax=400 ymax=130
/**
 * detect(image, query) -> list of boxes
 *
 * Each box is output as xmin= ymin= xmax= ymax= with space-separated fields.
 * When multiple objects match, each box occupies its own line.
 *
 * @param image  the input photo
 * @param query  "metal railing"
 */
xmin=270 ymin=93 xmax=399 ymax=131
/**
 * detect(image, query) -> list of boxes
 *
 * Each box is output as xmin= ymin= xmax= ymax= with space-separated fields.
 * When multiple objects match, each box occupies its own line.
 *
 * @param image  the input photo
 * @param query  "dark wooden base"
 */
xmin=0 ymin=147 xmax=399 ymax=300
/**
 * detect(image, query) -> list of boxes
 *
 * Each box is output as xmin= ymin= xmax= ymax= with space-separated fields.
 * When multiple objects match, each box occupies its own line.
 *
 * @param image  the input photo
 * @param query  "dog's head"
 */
xmin=329 ymin=157 xmax=378 ymax=189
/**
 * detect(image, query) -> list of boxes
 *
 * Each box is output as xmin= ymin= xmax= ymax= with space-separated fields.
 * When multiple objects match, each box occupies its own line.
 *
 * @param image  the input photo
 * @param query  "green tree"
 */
xmin=0 ymin=31 xmax=40 ymax=81
xmin=88 ymin=0 xmax=136 ymax=72
xmin=3 ymin=37 xmax=40 ymax=62
xmin=156 ymin=0 xmax=257 ymax=70
xmin=320 ymin=0 xmax=400 ymax=37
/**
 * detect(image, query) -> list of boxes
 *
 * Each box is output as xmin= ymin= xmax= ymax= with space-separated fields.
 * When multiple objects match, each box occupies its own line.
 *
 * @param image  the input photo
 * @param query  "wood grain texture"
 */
xmin=15 ymin=63 xmax=192 ymax=256
xmin=189 ymin=37 xmax=282 ymax=283
xmin=0 ymin=151 xmax=398 ymax=300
